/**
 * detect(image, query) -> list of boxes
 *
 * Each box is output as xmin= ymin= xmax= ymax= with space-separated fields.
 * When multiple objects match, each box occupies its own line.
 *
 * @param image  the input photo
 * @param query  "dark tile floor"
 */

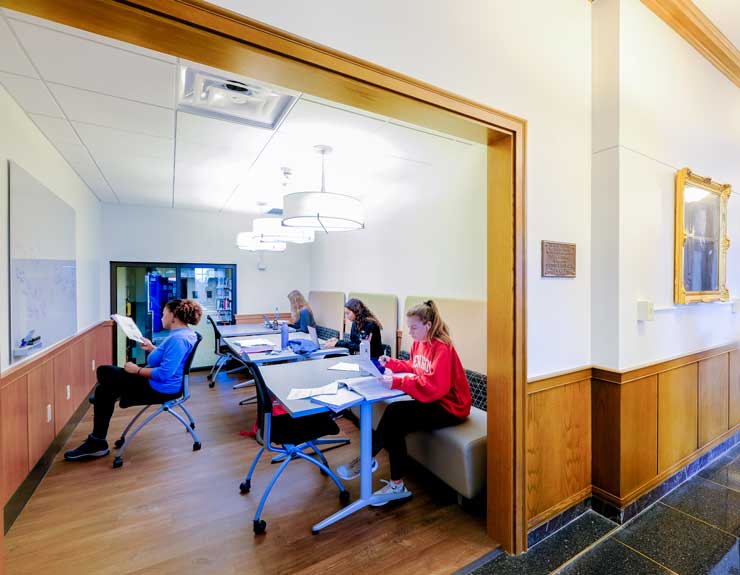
xmin=464 ymin=446 xmax=740 ymax=574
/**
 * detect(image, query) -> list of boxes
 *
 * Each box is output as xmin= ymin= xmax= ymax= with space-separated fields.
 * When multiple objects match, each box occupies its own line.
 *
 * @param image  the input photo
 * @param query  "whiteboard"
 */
xmin=9 ymin=161 xmax=76 ymax=364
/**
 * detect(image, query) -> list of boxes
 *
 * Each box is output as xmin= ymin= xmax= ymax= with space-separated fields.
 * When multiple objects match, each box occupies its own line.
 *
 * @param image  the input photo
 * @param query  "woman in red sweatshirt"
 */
xmin=336 ymin=300 xmax=471 ymax=503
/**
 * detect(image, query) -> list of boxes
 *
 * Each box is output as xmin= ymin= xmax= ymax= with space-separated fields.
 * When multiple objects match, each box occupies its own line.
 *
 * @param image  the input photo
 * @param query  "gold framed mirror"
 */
xmin=674 ymin=167 xmax=731 ymax=304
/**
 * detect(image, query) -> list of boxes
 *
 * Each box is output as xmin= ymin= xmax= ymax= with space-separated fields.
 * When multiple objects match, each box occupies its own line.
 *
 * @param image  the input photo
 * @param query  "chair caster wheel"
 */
xmin=88 ymin=395 xmax=95 ymax=405
xmin=339 ymin=490 xmax=350 ymax=504
xmin=240 ymin=480 xmax=251 ymax=493
xmin=311 ymin=528 xmax=320 ymax=535
xmin=208 ymin=381 xmax=215 ymax=388
xmin=193 ymin=442 xmax=202 ymax=451
xmin=112 ymin=457 xmax=123 ymax=469
xmin=207 ymin=374 xmax=212 ymax=381
xmin=253 ymin=519 xmax=266 ymax=535
xmin=190 ymin=423 xmax=196 ymax=430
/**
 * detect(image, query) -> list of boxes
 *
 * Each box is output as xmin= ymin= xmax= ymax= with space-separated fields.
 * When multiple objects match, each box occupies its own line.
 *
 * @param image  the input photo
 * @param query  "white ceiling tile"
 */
xmin=0 ymin=14 xmax=37 ymax=77
xmin=0 ymin=72 xmax=61 ymax=116
xmin=50 ymin=83 xmax=174 ymax=137
xmin=29 ymin=113 xmax=80 ymax=145
xmin=3 ymin=8 xmax=178 ymax=63
xmin=74 ymin=122 xmax=173 ymax=160
xmin=10 ymin=20 xmax=176 ymax=107
xmin=174 ymin=111 xmax=274 ymax=210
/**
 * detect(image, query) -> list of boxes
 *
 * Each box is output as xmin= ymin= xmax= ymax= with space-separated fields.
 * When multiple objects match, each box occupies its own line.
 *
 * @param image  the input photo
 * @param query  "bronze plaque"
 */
xmin=542 ymin=241 xmax=576 ymax=278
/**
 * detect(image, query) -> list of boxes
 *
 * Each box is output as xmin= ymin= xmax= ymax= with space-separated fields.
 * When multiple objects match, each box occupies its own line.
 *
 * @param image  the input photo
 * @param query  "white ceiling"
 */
xmin=693 ymin=0 xmax=740 ymax=53
xmin=0 ymin=8 xmax=476 ymax=214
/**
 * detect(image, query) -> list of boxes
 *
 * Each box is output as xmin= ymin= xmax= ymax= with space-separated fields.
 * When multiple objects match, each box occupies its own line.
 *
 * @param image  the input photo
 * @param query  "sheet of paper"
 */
xmin=110 ymin=314 xmax=144 ymax=343
xmin=232 ymin=337 xmax=275 ymax=347
xmin=327 ymin=362 xmax=361 ymax=372
xmin=311 ymin=388 xmax=363 ymax=412
xmin=345 ymin=377 xmax=404 ymax=402
xmin=287 ymin=381 xmax=339 ymax=400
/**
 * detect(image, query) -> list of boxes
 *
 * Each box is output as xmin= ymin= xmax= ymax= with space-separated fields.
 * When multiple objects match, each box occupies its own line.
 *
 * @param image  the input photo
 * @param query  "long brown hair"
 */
xmin=287 ymin=290 xmax=313 ymax=323
xmin=406 ymin=300 xmax=451 ymax=345
xmin=345 ymin=298 xmax=383 ymax=332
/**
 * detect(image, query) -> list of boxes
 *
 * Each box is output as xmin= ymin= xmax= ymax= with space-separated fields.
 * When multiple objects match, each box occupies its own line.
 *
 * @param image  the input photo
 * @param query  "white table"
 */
xmin=216 ymin=323 xmax=296 ymax=339
xmin=257 ymin=357 xmax=411 ymax=533
xmin=223 ymin=333 xmax=349 ymax=365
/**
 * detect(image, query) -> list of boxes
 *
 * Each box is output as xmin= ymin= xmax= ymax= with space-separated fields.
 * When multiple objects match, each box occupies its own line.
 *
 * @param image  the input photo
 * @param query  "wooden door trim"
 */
xmin=0 ymin=0 xmax=528 ymax=553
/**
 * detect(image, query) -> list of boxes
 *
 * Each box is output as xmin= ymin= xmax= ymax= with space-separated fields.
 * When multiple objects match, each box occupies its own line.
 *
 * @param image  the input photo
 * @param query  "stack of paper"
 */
xmin=287 ymin=382 xmax=339 ymax=400
xmin=328 ymin=362 xmax=361 ymax=372
xmin=312 ymin=388 xmax=364 ymax=412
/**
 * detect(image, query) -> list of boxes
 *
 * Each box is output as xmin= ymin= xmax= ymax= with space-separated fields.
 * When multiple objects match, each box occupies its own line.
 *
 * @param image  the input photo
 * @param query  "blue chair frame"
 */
xmin=239 ymin=360 xmax=350 ymax=535
xmin=112 ymin=332 xmax=203 ymax=468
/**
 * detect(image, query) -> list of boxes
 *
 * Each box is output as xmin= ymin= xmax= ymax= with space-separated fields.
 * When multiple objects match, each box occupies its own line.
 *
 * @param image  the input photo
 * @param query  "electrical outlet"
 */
xmin=66 ymin=384 xmax=71 ymax=400
xmin=46 ymin=404 xmax=52 ymax=423
xmin=92 ymin=359 xmax=96 ymax=371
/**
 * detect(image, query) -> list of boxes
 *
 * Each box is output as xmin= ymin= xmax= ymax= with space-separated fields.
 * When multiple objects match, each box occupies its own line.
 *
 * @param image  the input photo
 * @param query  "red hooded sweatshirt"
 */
xmin=384 ymin=339 xmax=471 ymax=419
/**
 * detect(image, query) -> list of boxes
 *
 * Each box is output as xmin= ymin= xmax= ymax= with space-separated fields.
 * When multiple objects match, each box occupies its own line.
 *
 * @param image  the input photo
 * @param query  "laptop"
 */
xmin=358 ymin=336 xmax=384 ymax=377
xmin=308 ymin=325 xmax=319 ymax=345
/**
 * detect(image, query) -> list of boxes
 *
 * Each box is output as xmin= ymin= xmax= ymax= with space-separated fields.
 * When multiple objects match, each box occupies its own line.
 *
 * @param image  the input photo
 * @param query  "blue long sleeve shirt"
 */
xmin=147 ymin=328 xmax=197 ymax=394
xmin=288 ymin=308 xmax=316 ymax=334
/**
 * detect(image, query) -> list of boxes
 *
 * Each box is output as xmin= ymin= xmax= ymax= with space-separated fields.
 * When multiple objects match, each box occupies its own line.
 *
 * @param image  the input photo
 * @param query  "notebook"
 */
xmin=311 ymin=376 xmax=404 ymax=411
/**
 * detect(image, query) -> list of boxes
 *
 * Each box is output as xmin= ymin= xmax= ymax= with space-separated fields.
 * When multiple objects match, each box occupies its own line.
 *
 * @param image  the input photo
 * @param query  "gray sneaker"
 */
xmin=370 ymin=479 xmax=412 ymax=506
xmin=336 ymin=456 xmax=378 ymax=480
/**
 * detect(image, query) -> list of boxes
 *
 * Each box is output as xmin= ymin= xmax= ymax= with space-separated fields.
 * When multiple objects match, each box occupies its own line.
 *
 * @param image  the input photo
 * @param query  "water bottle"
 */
xmin=359 ymin=337 xmax=370 ymax=361
xmin=280 ymin=321 xmax=289 ymax=350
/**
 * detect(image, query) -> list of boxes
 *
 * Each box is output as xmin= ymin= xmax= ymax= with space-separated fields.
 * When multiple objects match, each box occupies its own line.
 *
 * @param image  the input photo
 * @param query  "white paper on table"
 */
xmin=327 ymin=362 xmax=361 ymax=372
xmin=287 ymin=381 xmax=339 ymax=400
xmin=232 ymin=337 xmax=275 ymax=347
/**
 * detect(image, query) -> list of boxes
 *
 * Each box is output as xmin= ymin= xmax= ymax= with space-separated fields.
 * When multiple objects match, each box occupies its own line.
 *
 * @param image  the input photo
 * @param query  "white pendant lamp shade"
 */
xmin=236 ymin=232 xmax=286 ymax=252
xmin=281 ymin=144 xmax=365 ymax=232
xmin=282 ymin=191 xmax=364 ymax=231
xmin=252 ymin=217 xmax=315 ymax=243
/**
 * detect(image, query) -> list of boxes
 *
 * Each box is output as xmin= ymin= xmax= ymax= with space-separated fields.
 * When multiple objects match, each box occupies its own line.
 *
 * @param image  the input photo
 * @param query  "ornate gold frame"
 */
xmin=674 ymin=167 xmax=731 ymax=304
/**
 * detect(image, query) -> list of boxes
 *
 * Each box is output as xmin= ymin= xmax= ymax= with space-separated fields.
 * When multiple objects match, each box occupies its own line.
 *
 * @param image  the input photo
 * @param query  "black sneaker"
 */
xmin=64 ymin=435 xmax=110 ymax=461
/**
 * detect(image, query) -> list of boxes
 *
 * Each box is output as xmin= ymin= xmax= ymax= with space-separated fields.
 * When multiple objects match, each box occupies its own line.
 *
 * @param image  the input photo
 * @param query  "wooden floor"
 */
xmin=4 ymin=370 xmax=495 ymax=575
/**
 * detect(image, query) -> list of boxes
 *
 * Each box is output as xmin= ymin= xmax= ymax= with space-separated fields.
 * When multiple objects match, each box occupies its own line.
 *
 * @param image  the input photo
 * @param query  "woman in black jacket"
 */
xmin=325 ymin=298 xmax=384 ymax=358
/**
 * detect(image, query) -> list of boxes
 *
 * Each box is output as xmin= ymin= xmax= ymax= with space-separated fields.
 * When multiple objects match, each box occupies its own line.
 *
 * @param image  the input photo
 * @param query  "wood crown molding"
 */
xmin=640 ymin=0 xmax=740 ymax=89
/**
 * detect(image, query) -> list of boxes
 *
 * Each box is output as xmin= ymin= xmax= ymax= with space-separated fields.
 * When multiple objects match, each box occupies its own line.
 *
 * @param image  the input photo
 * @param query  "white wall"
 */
xmin=309 ymin=143 xmax=487 ymax=309
xmin=209 ymin=0 xmax=593 ymax=378
xmin=0 ymin=84 xmax=103 ymax=372
xmin=592 ymin=0 xmax=740 ymax=370
xmin=100 ymin=204 xmax=312 ymax=315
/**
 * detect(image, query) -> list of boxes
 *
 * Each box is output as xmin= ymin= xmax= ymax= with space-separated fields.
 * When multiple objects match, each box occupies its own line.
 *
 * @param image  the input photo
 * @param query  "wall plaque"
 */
xmin=541 ymin=241 xmax=576 ymax=278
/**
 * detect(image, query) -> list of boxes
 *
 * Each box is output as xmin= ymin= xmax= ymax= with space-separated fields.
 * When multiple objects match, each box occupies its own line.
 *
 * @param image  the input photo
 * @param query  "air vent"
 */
xmin=178 ymin=65 xmax=297 ymax=130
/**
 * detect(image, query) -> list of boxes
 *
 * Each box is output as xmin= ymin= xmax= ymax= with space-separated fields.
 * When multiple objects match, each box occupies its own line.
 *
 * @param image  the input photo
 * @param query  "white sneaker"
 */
xmin=336 ymin=456 xmax=378 ymax=480
xmin=370 ymin=479 xmax=412 ymax=506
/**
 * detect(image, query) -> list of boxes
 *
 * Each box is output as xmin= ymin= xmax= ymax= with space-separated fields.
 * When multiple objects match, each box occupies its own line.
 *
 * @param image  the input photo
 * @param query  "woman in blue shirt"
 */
xmin=65 ymin=299 xmax=202 ymax=461
xmin=287 ymin=290 xmax=316 ymax=333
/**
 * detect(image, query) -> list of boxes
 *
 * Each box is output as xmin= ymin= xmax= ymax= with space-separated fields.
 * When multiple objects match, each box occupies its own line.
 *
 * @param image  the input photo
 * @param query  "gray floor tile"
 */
xmin=614 ymin=503 xmax=740 ymax=574
xmin=662 ymin=476 xmax=740 ymax=535
xmin=556 ymin=538 xmax=672 ymax=575
xmin=699 ymin=456 xmax=740 ymax=492
xmin=471 ymin=511 xmax=616 ymax=575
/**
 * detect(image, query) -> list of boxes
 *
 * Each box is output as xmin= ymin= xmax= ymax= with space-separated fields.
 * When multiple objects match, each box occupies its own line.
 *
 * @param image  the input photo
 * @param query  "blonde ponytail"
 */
xmin=407 ymin=300 xmax=452 ymax=345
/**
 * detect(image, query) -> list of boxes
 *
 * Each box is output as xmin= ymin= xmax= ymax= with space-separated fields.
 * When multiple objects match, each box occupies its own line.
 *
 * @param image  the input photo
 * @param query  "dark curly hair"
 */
xmin=165 ymin=299 xmax=203 ymax=326
xmin=345 ymin=298 xmax=383 ymax=332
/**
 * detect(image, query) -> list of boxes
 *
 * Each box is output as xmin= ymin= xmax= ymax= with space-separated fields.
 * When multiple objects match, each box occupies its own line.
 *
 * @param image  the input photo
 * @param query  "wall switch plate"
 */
xmin=637 ymin=300 xmax=654 ymax=321
xmin=47 ymin=404 xmax=52 ymax=423
xmin=92 ymin=359 xmax=96 ymax=371
xmin=66 ymin=384 xmax=71 ymax=400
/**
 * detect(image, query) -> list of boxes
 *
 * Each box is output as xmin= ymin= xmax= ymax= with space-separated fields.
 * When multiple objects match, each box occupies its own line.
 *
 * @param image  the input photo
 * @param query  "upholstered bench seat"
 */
xmin=350 ymin=368 xmax=487 ymax=500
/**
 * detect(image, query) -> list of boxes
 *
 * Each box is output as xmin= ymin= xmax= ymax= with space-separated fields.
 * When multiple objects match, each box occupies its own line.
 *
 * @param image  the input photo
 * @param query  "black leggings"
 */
xmin=92 ymin=365 xmax=181 ymax=439
xmin=371 ymin=400 xmax=465 ymax=480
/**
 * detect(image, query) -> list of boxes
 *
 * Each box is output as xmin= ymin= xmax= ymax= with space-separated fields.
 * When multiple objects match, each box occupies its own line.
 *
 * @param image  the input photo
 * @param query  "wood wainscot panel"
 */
xmin=1 ymin=376 xmax=29 ymax=504
xmin=95 ymin=322 xmax=113 ymax=368
xmin=84 ymin=333 xmax=96 ymax=395
xmin=70 ymin=339 xmax=88 ymax=409
xmin=658 ymin=364 xmax=698 ymax=472
xmin=591 ymin=379 xmax=621 ymax=497
xmin=526 ymin=379 xmax=591 ymax=523
xmin=27 ymin=361 xmax=55 ymax=468
xmin=698 ymin=353 xmax=730 ymax=447
xmin=731 ymin=349 xmax=740 ymax=428
xmin=620 ymin=375 xmax=658 ymax=496
xmin=53 ymin=348 xmax=75 ymax=435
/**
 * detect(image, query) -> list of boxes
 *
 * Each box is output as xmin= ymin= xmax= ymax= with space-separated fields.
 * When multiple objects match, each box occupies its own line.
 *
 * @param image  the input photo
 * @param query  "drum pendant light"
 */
xmin=281 ymin=145 xmax=364 ymax=232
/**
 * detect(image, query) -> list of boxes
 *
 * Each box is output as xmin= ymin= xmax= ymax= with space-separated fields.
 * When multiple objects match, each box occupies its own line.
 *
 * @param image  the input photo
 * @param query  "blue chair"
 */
xmin=207 ymin=315 xmax=250 ymax=387
xmin=112 ymin=332 xmax=203 ymax=468
xmin=239 ymin=360 xmax=350 ymax=535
